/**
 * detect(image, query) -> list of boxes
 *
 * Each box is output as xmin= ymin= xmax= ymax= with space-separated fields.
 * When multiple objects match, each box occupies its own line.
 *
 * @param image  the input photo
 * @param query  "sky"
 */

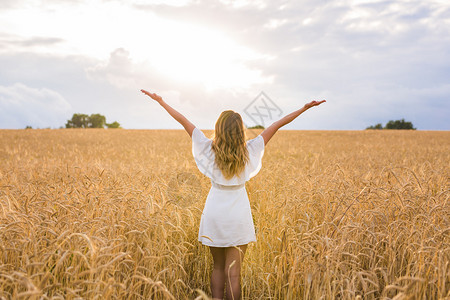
xmin=0 ymin=0 xmax=449 ymax=130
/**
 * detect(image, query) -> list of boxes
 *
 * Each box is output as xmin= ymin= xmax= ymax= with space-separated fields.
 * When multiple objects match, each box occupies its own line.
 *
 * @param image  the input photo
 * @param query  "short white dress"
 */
xmin=192 ymin=127 xmax=265 ymax=247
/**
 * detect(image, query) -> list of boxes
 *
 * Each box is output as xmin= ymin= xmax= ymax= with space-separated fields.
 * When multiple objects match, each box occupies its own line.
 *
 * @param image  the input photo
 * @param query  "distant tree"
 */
xmin=89 ymin=114 xmax=106 ymax=128
xmin=65 ymin=113 xmax=121 ymax=129
xmin=66 ymin=113 xmax=89 ymax=128
xmin=25 ymin=125 xmax=32 ymax=129
xmin=385 ymin=119 xmax=416 ymax=130
xmin=248 ymin=125 xmax=265 ymax=129
xmin=366 ymin=119 xmax=416 ymax=130
xmin=366 ymin=123 xmax=383 ymax=130
xmin=106 ymin=121 xmax=121 ymax=129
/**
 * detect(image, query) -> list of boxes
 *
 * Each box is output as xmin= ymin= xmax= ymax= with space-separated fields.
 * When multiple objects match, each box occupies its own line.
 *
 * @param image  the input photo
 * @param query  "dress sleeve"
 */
xmin=246 ymin=135 xmax=265 ymax=179
xmin=192 ymin=127 xmax=215 ymax=179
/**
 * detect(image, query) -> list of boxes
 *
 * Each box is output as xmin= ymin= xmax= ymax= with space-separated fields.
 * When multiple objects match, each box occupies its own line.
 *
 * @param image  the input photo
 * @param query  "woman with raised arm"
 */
xmin=141 ymin=89 xmax=325 ymax=300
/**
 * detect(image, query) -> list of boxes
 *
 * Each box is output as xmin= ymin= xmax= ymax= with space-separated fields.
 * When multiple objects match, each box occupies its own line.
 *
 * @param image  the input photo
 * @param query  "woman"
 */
xmin=141 ymin=89 xmax=325 ymax=299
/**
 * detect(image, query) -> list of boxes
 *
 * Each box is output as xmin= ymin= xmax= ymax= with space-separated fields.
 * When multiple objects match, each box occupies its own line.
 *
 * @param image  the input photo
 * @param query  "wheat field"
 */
xmin=0 ymin=129 xmax=448 ymax=299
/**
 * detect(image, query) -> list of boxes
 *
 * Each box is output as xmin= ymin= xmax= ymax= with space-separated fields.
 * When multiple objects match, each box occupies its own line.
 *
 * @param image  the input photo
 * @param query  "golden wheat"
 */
xmin=0 ymin=129 xmax=448 ymax=299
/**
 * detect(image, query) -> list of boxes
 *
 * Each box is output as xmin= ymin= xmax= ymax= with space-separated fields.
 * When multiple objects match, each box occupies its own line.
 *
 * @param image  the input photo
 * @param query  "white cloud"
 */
xmin=0 ymin=33 xmax=64 ymax=53
xmin=0 ymin=83 xmax=72 ymax=128
xmin=86 ymin=48 xmax=141 ymax=90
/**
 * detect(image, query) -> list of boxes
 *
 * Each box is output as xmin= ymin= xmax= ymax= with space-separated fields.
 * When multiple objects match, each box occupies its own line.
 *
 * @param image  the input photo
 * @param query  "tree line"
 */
xmin=366 ymin=119 xmax=416 ymax=130
xmin=65 ymin=113 xmax=121 ymax=128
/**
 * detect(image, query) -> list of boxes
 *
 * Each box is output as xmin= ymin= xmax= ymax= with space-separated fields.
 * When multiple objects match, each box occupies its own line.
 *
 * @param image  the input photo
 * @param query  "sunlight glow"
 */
xmin=135 ymin=18 xmax=273 ymax=90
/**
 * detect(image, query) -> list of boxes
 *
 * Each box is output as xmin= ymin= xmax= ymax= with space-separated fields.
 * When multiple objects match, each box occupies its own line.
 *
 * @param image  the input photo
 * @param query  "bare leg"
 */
xmin=209 ymin=246 xmax=226 ymax=299
xmin=224 ymin=245 xmax=247 ymax=300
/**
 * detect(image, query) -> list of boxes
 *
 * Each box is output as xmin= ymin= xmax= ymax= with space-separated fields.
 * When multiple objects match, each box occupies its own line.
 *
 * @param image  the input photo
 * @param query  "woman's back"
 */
xmin=192 ymin=127 xmax=265 ymax=185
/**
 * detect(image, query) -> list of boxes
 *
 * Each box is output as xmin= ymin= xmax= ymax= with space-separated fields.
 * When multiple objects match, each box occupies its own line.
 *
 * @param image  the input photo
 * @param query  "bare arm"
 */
xmin=261 ymin=100 xmax=326 ymax=145
xmin=141 ymin=89 xmax=195 ymax=137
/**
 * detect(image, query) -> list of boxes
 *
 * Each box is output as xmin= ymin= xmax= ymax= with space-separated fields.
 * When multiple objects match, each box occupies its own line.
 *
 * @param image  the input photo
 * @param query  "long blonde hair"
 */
xmin=211 ymin=110 xmax=249 ymax=180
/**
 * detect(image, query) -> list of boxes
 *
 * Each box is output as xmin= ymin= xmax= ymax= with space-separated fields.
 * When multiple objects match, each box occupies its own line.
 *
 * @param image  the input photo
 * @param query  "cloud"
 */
xmin=0 ymin=83 xmax=72 ymax=129
xmin=86 ymin=48 xmax=141 ymax=90
xmin=0 ymin=0 xmax=17 ymax=10
xmin=132 ymin=0 xmax=450 ymax=93
xmin=0 ymin=33 xmax=64 ymax=53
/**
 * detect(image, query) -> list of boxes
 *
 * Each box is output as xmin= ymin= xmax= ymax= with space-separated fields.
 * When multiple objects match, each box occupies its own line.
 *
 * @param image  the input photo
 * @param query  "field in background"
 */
xmin=0 ymin=129 xmax=448 ymax=299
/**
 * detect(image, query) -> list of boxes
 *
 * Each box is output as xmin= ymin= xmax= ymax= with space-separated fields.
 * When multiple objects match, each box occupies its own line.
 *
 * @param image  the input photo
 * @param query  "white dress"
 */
xmin=192 ymin=127 xmax=265 ymax=247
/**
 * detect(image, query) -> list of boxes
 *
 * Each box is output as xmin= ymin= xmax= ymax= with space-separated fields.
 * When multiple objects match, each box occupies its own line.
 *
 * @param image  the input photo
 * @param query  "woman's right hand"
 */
xmin=304 ymin=100 xmax=326 ymax=109
xmin=141 ymin=89 xmax=163 ymax=103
